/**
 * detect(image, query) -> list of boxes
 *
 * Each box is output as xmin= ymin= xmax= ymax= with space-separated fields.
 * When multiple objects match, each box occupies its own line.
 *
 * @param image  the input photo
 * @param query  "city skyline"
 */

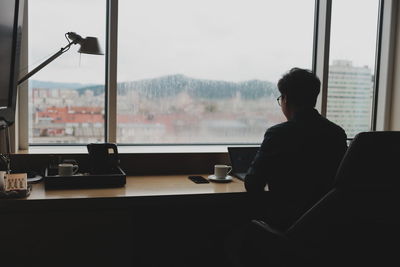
xmin=28 ymin=60 xmax=374 ymax=144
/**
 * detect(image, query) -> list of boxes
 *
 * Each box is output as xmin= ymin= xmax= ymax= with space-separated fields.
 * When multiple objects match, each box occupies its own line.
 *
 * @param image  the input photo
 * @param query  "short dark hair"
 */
xmin=277 ymin=68 xmax=321 ymax=108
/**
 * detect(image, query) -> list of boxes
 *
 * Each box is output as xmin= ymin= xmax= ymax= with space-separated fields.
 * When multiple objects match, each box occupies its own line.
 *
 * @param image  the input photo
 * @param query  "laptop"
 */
xmin=228 ymin=146 xmax=259 ymax=181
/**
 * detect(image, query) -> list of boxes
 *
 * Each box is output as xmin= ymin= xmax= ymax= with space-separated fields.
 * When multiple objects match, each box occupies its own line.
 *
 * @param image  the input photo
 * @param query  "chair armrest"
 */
xmin=245 ymin=220 xmax=315 ymax=267
xmin=233 ymin=219 xmax=291 ymax=267
xmin=251 ymin=219 xmax=288 ymax=238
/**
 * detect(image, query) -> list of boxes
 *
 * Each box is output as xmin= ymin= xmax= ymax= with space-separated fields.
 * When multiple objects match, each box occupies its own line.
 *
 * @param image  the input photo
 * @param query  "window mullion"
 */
xmin=313 ymin=0 xmax=332 ymax=117
xmin=374 ymin=0 xmax=397 ymax=131
xmin=106 ymin=0 xmax=118 ymax=143
xmin=18 ymin=0 xmax=29 ymax=151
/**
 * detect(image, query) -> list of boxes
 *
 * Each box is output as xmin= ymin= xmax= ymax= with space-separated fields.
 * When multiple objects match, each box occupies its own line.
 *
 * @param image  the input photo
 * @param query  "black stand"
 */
xmin=0 ymin=122 xmax=33 ymax=198
xmin=0 ymin=121 xmax=43 ymax=184
xmin=0 ymin=122 xmax=11 ymax=174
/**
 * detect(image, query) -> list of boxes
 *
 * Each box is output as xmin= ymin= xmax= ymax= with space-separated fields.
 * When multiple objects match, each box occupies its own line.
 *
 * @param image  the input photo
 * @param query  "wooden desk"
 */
xmin=0 ymin=174 xmax=246 ymax=213
xmin=0 ymin=175 xmax=249 ymax=267
xmin=27 ymin=174 xmax=246 ymax=200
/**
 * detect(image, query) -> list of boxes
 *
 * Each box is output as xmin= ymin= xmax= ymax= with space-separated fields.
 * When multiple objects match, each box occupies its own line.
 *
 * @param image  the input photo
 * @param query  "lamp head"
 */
xmin=66 ymin=32 xmax=104 ymax=55
xmin=78 ymin=37 xmax=104 ymax=55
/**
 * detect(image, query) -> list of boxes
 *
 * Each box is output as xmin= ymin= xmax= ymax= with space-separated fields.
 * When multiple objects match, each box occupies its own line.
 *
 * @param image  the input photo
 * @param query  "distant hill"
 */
xmin=32 ymin=74 xmax=278 ymax=99
xmin=118 ymin=74 xmax=277 ymax=100
xmin=30 ymin=80 xmax=97 ymax=90
xmin=76 ymin=85 xmax=105 ymax=96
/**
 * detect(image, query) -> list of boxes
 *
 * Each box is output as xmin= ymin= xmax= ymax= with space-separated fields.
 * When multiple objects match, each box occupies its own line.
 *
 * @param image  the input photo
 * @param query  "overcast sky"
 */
xmin=28 ymin=0 xmax=379 ymax=85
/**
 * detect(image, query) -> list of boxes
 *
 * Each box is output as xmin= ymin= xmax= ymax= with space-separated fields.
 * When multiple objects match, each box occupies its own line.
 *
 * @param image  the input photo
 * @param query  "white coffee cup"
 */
xmin=214 ymin=164 xmax=232 ymax=179
xmin=58 ymin=163 xmax=79 ymax=176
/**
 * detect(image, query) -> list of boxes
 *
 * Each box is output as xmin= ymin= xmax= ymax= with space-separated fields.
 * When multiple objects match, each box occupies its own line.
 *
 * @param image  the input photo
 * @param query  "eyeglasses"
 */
xmin=277 ymin=95 xmax=283 ymax=106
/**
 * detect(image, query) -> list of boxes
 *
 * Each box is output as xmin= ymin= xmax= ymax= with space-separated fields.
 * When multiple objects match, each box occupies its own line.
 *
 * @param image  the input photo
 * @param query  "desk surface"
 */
xmin=27 ymin=174 xmax=246 ymax=200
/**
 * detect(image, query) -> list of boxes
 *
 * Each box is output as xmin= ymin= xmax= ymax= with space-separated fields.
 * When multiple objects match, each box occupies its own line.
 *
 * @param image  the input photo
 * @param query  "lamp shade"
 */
xmin=78 ymin=37 xmax=104 ymax=55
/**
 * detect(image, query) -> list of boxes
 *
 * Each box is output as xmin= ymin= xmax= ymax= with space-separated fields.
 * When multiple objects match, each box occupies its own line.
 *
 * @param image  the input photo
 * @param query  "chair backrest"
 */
xmin=286 ymin=131 xmax=400 ymax=266
xmin=334 ymin=131 xmax=400 ymax=189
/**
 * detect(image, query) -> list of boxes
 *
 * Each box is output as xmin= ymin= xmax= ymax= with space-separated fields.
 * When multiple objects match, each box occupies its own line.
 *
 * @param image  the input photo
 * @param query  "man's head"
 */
xmin=277 ymin=68 xmax=321 ymax=119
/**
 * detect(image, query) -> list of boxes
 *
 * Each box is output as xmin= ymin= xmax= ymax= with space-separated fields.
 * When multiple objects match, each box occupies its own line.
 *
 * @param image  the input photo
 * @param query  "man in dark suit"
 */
xmin=244 ymin=67 xmax=348 ymax=230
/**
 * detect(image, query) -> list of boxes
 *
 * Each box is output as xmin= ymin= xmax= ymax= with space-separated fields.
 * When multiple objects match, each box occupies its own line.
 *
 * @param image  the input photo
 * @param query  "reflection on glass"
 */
xmin=117 ymin=0 xmax=314 ymax=144
xmin=327 ymin=0 xmax=379 ymax=138
xmin=28 ymin=0 xmax=106 ymax=144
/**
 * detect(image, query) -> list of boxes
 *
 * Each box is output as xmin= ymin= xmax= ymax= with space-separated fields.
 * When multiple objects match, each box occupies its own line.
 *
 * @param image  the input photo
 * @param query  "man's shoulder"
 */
xmin=264 ymin=121 xmax=297 ymax=138
xmin=265 ymin=117 xmax=347 ymax=140
xmin=319 ymin=116 xmax=347 ymax=137
xmin=267 ymin=120 xmax=299 ymax=133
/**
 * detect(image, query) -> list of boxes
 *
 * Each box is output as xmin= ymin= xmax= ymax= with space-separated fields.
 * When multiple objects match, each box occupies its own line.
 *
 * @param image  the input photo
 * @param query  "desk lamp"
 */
xmin=18 ymin=32 xmax=104 ymax=85
xmin=0 ymin=32 xmax=103 ymax=177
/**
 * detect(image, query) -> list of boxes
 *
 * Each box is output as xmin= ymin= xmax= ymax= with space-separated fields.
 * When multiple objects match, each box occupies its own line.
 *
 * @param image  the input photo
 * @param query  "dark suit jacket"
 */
xmin=244 ymin=108 xmax=347 ymax=230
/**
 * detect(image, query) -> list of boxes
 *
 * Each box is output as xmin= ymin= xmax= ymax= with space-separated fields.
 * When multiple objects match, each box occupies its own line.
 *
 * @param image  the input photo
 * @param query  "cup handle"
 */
xmin=227 ymin=166 xmax=232 ymax=174
xmin=72 ymin=165 xmax=79 ymax=175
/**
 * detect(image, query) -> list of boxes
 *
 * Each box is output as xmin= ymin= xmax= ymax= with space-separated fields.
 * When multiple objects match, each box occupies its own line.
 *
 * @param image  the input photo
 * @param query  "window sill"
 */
xmin=18 ymin=144 xmax=259 ymax=154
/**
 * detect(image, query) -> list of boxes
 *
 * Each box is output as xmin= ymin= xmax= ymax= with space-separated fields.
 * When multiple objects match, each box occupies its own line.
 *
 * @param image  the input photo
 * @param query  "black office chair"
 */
xmin=235 ymin=131 xmax=400 ymax=267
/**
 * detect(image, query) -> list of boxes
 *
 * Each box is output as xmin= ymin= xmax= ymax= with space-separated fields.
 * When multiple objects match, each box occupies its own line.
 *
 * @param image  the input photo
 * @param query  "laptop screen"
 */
xmin=228 ymin=146 xmax=259 ymax=175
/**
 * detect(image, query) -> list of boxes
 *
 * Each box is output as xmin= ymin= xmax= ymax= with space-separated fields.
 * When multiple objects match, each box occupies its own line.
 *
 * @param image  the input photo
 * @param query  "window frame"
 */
xmin=373 ymin=0 xmax=397 ymax=131
xmin=16 ymin=0 xmax=393 ymax=152
xmin=313 ymin=0 xmax=332 ymax=116
xmin=106 ymin=0 xmax=118 ymax=143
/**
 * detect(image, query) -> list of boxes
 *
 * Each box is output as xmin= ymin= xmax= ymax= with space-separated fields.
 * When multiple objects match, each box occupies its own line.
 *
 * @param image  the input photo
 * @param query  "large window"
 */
xmin=326 ymin=0 xmax=380 ymax=138
xmin=117 ymin=0 xmax=315 ymax=144
xmin=28 ymin=0 xmax=106 ymax=144
xmin=22 ymin=0 xmax=389 ymax=148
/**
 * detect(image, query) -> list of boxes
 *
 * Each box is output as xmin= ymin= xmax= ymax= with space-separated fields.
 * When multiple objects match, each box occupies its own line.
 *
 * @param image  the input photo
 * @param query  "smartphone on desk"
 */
xmin=188 ymin=175 xmax=209 ymax=184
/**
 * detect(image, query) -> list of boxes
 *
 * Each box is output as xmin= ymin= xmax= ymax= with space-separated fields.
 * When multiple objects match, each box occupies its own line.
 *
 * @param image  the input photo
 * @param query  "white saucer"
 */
xmin=207 ymin=175 xmax=233 ymax=183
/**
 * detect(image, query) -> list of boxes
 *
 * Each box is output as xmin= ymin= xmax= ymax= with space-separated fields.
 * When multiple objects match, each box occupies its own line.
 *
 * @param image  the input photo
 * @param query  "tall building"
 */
xmin=327 ymin=60 xmax=374 ymax=137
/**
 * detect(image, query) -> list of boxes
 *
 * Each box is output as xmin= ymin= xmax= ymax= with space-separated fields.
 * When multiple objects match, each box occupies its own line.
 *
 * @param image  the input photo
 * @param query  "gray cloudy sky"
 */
xmin=28 ymin=0 xmax=378 ymax=84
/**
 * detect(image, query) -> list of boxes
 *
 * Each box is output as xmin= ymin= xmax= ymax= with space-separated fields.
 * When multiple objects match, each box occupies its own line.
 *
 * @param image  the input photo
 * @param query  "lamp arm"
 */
xmin=18 ymin=41 xmax=75 ymax=86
